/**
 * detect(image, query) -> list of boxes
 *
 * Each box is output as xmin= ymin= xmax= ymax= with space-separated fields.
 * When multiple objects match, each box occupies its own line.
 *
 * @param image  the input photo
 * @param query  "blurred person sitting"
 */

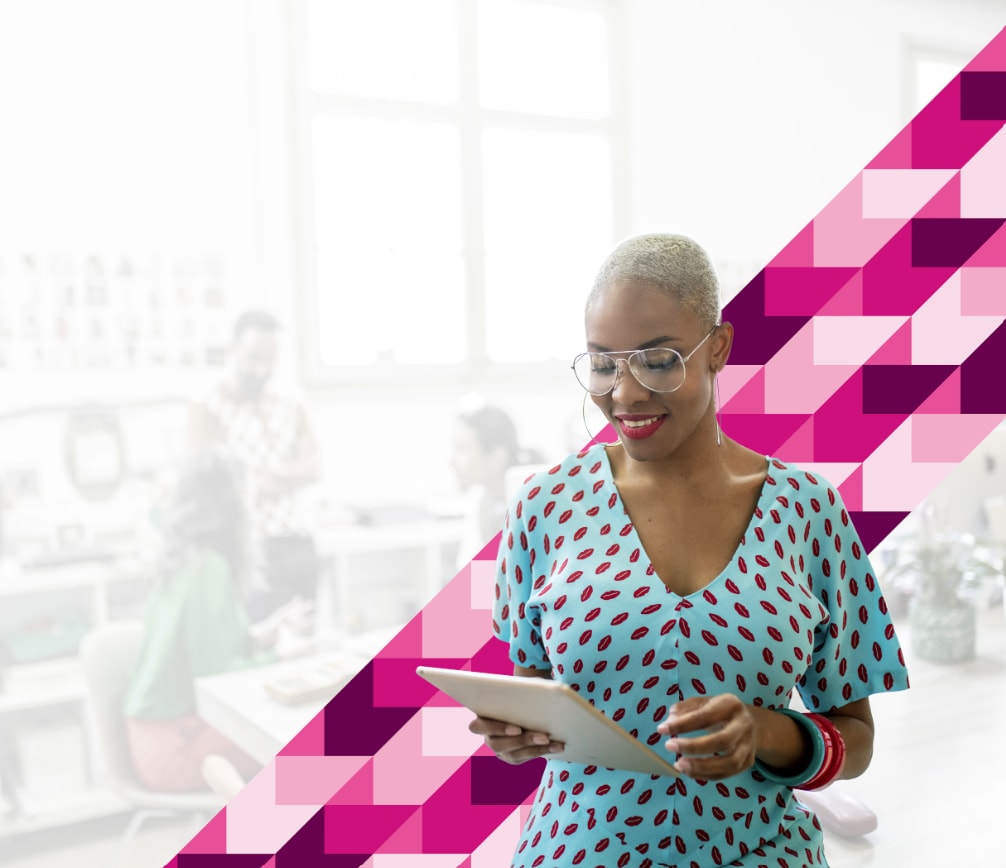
xmin=452 ymin=400 xmax=543 ymax=564
xmin=187 ymin=309 xmax=322 ymax=621
xmin=122 ymin=447 xmax=308 ymax=793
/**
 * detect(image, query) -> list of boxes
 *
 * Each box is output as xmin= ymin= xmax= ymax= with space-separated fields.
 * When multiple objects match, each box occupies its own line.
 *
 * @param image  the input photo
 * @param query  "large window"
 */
xmin=292 ymin=0 xmax=624 ymax=382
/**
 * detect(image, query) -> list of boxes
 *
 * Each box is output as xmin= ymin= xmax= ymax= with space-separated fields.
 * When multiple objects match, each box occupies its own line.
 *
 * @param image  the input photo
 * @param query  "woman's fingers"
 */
xmin=469 ymin=716 xmax=564 ymax=764
xmin=659 ymin=695 xmax=758 ymax=780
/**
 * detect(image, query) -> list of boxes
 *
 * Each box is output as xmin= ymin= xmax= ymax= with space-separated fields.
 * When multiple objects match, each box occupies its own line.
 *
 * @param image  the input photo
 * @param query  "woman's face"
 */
xmin=584 ymin=278 xmax=723 ymax=464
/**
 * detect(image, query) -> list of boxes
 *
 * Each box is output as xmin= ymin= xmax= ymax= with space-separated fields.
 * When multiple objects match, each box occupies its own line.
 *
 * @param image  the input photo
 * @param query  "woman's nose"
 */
xmin=609 ymin=358 xmax=650 ymax=401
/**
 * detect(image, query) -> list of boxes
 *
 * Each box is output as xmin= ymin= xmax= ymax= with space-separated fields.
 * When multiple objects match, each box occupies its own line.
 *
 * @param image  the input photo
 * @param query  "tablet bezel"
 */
xmin=415 ymin=665 xmax=679 ymax=778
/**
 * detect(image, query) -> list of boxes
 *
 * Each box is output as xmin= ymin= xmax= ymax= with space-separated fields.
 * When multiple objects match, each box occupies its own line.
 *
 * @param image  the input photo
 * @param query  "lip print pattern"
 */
xmin=492 ymin=444 xmax=908 ymax=868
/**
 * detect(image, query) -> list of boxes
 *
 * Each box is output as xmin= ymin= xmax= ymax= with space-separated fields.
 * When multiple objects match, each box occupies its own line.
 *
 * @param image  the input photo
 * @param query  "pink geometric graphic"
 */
xmin=166 ymin=28 xmax=1006 ymax=867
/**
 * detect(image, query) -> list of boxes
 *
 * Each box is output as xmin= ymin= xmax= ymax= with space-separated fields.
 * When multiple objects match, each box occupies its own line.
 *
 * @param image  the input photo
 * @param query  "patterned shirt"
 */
xmin=493 ymin=443 xmax=909 ymax=868
xmin=196 ymin=384 xmax=313 ymax=538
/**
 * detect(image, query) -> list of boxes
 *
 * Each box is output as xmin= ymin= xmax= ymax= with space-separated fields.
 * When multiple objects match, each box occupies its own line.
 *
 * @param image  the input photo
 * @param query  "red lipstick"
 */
xmin=616 ymin=414 xmax=666 ymax=440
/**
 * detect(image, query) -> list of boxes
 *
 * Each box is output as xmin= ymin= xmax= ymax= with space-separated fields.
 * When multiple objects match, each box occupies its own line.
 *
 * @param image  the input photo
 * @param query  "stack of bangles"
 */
xmin=755 ymin=708 xmax=847 ymax=791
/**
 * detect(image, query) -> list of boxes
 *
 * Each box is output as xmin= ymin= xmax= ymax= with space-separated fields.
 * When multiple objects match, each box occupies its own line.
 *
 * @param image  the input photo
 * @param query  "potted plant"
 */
xmin=881 ymin=510 xmax=1000 ymax=663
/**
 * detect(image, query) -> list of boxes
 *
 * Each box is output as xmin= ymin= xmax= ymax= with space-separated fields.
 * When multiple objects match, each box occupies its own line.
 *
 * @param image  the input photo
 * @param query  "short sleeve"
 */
xmin=491 ymin=480 xmax=551 ymax=671
xmin=794 ymin=471 xmax=909 ymax=711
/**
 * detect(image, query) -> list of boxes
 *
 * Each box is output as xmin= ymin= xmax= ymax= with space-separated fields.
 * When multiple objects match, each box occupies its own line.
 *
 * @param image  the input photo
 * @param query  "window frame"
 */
xmin=287 ymin=0 xmax=630 ymax=389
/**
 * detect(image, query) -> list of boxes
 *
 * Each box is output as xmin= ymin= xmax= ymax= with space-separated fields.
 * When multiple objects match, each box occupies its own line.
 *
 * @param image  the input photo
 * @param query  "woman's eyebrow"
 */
xmin=586 ymin=335 xmax=681 ymax=352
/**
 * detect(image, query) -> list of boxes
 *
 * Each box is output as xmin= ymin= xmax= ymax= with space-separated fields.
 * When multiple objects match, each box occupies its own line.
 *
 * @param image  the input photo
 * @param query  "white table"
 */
xmin=194 ymin=650 xmax=368 ymax=765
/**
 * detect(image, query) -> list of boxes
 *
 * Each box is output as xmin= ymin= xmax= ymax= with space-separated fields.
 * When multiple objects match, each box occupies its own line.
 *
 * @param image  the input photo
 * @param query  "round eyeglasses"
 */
xmin=571 ymin=326 xmax=717 ymax=396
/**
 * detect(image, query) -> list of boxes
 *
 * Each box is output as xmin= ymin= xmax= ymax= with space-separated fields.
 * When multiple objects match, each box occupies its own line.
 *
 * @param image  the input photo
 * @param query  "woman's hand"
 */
xmin=657 ymin=694 xmax=759 ymax=781
xmin=468 ymin=716 xmax=565 ymax=765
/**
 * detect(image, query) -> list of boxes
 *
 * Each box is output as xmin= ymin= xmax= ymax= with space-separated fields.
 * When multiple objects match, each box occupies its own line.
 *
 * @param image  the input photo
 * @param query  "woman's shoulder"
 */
xmin=764 ymin=457 xmax=846 ymax=507
xmin=510 ymin=443 xmax=609 ymax=499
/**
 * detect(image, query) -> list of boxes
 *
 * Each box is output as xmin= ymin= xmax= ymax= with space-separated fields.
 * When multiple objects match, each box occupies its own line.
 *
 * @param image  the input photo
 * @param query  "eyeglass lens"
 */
xmin=572 ymin=348 xmax=686 ymax=395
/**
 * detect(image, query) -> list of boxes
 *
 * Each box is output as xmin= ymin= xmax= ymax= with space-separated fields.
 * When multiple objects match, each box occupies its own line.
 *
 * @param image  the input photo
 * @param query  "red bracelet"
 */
xmin=800 ymin=713 xmax=847 ymax=791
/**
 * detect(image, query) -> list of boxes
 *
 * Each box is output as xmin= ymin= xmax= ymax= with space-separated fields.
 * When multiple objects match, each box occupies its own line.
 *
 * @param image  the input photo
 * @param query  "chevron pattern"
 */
xmin=167 ymin=28 xmax=1006 ymax=868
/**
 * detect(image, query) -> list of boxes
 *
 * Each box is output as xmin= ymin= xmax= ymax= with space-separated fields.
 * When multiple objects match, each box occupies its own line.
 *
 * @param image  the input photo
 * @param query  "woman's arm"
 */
xmin=467 ymin=664 xmax=565 ymax=764
xmin=751 ymin=697 xmax=874 ymax=780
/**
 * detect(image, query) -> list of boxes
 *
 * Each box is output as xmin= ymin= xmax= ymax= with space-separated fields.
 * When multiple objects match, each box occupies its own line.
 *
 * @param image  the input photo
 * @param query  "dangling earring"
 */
xmin=581 ymin=392 xmax=618 ymax=448
xmin=714 ymin=373 xmax=723 ymax=447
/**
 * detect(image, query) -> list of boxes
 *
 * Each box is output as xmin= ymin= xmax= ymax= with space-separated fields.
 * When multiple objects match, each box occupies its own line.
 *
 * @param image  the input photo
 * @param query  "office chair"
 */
xmin=78 ymin=620 xmax=225 ymax=867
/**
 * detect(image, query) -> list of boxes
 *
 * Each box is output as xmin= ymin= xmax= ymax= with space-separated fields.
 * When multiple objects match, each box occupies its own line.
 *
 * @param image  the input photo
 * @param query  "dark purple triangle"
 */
xmin=960 ymin=319 xmax=1006 ymax=413
xmin=323 ymin=663 xmax=419 ymax=756
xmin=721 ymin=270 xmax=810 ymax=364
xmin=849 ymin=511 xmax=912 ymax=554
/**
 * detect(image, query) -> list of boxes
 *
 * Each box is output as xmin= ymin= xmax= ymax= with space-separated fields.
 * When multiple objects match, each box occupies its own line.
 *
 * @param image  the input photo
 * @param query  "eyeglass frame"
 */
xmin=571 ymin=324 xmax=719 ymax=396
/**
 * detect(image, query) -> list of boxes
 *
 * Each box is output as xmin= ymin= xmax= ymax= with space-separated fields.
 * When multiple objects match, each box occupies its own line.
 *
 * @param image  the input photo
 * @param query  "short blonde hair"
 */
xmin=587 ymin=233 xmax=721 ymax=330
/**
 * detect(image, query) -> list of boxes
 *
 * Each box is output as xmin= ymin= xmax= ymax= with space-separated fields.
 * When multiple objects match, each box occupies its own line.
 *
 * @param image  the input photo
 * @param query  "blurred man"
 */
xmin=188 ymin=310 xmax=321 ymax=619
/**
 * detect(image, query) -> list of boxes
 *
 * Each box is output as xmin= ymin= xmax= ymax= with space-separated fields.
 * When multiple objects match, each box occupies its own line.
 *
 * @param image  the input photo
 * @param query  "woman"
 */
xmin=122 ymin=447 xmax=278 ymax=792
xmin=471 ymin=234 xmax=909 ymax=867
xmin=452 ymin=400 xmax=543 ymax=565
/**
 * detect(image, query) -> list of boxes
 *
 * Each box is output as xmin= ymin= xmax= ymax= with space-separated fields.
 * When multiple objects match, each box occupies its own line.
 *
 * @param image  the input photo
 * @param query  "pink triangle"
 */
xmin=179 ymin=807 xmax=227 ymax=853
xmin=770 ymin=221 xmax=814 ymax=267
xmin=327 ymin=758 xmax=374 ymax=805
xmin=817 ymin=271 xmax=863 ymax=315
xmin=280 ymin=708 xmax=325 ymax=757
xmin=915 ymin=171 xmax=961 ymax=218
xmin=837 ymin=465 xmax=863 ymax=511
xmin=964 ymin=220 xmax=1006 ymax=266
xmin=915 ymin=367 xmax=961 ymax=413
xmin=867 ymin=123 xmax=912 ymax=170
xmin=966 ymin=27 xmax=1006 ymax=71
xmin=374 ymin=805 xmax=425 ymax=852
xmin=776 ymin=417 xmax=815 ymax=462
xmin=866 ymin=320 xmax=913 ymax=365
xmin=721 ymin=368 xmax=765 ymax=413
xmin=378 ymin=612 xmax=425 ymax=658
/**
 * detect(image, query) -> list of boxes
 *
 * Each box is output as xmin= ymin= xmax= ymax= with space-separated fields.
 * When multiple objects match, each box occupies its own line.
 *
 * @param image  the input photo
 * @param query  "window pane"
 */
xmin=307 ymin=0 xmax=458 ymax=104
xmin=313 ymin=115 xmax=465 ymax=366
xmin=482 ymin=128 xmax=613 ymax=363
xmin=478 ymin=0 xmax=609 ymax=119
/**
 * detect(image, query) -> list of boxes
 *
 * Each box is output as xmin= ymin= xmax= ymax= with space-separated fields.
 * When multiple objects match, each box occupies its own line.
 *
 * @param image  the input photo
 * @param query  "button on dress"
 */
xmin=492 ymin=444 xmax=909 ymax=868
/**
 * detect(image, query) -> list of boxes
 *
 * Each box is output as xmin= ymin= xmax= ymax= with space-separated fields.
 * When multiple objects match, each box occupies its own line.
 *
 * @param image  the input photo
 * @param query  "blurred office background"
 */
xmin=1 ymin=1 xmax=1005 ymax=865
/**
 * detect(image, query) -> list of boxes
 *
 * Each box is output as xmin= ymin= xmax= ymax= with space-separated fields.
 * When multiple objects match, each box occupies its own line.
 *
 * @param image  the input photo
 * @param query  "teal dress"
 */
xmin=492 ymin=444 xmax=909 ymax=868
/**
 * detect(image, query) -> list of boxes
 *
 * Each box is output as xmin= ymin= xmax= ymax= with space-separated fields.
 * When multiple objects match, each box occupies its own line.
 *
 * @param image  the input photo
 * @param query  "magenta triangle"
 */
xmin=867 ymin=123 xmax=912 ymax=170
xmin=770 ymin=221 xmax=815 ymax=267
xmin=916 ymin=367 xmax=962 ymax=413
xmin=179 ymin=808 xmax=228 ymax=854
xmin=775 ymin=417 xmax=815 ymax=463
xmin=327 ymin=759 xmax=374 ymax=805
xmin=964 ymin=220 xmax=1006 ymax=266
xmin=915 ymin=171 xmax=961 ymax=219
xmin=280 ymin=709 xmax=325 ymax=757
xmin=838 ymin=465 xmax=864 ymax=512
xmin=721 ymin=367 xmax=765 ymax=413
xmin=817 ymin=271 xmax=864 ymax=316
xmin=866 ymin=320 xmax=913 ymax=365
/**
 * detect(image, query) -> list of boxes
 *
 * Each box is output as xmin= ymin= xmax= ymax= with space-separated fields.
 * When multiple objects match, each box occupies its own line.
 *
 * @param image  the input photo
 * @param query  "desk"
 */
xmin=194 ymin=651 xmax=368 ymax=764
xmin=0 ymin=554 xmax=144 ymax=627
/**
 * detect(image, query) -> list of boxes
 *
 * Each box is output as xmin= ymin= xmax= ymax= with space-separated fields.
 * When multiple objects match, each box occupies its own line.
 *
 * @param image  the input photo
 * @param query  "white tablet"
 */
xmin=415 ymin=665 xmax=679 ymax=778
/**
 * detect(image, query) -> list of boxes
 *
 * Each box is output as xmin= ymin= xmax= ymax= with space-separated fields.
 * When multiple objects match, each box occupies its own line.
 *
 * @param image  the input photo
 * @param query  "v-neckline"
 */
xmin=595 ymin=444 xmax=776 ymax=600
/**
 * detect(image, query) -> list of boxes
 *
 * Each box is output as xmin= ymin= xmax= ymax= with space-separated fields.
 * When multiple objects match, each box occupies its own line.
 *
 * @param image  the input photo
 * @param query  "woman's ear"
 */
xmin=710 ymin=321 xmax=733 ymax=373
